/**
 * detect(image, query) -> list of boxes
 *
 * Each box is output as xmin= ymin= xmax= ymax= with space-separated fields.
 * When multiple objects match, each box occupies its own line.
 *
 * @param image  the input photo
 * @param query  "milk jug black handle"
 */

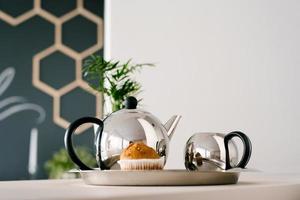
xmin=224 ymin=131 xmax=252 ymax=170
xmin=64 ymin=117 xmax=106 ymax=170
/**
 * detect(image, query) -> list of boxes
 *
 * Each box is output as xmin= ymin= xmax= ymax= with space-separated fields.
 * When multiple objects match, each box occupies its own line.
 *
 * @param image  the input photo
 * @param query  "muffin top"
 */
xmin=120 ymin=142 xmax=160 ymax=160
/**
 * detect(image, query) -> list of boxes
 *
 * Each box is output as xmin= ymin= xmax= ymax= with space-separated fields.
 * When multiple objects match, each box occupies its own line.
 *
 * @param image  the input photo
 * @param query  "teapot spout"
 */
xmin=164 ymin=115 xmax=181 ymax=140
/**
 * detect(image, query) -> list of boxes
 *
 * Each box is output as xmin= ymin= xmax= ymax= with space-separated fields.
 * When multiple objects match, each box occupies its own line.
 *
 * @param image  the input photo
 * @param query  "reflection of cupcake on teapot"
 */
xmin=118 ymin=142 xmax=164 ymax=170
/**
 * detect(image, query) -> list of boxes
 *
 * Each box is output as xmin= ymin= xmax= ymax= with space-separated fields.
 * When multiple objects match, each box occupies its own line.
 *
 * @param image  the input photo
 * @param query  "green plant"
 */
xmin=44 ymin=147 xmax=96 ymax=179
xmin=83 ymin=55 xmax=154 ymax=112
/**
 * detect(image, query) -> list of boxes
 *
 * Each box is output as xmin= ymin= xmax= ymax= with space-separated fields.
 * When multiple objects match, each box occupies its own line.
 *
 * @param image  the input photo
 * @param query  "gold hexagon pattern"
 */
xmin=0 ymin=0 xmax=103 ymax=134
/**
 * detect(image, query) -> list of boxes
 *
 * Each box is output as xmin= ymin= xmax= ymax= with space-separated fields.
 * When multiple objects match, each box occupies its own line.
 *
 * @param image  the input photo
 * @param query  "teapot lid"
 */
xmin=104 ymin=96 xmax=148 ymax=124
xmin=104 ymin=96 xmax=162 ymax=133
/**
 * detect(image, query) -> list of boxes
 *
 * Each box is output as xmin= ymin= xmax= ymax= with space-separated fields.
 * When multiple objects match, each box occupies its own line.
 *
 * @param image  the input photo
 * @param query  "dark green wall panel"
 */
xmin=0 ymin=0 xmax=104 ymax=180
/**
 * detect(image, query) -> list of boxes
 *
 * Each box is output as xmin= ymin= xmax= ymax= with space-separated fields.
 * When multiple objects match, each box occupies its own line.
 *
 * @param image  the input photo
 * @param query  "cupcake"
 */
xmin=118 ymin=142 xmax=164 ymax=170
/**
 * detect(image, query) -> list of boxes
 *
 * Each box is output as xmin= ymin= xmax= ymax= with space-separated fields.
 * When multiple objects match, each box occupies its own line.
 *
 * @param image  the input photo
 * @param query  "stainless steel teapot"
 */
xmin=184 ymin=131 xmax=252 ymax=171
xmin=65 ymin=96 xmax=181 ymax=170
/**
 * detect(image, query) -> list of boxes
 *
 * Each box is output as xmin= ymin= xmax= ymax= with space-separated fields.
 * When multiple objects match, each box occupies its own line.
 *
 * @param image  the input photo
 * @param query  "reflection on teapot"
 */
xmin=185 ymin=131 xmax=252 ymax=171
xmin=65 ymin=96 xmax=181 ymax=170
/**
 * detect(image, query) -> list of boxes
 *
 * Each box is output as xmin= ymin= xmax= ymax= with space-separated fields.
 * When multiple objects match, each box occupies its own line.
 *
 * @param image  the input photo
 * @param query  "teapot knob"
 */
xmin=124 ymin=96 xmax=138 ymax=109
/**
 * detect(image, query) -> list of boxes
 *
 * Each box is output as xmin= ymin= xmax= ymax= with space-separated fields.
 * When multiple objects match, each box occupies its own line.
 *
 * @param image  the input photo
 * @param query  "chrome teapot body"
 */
xmin=185 ymin=131 xmax=252 ymax=171
xmin=65 ymin=97 xmax=181 ymax=170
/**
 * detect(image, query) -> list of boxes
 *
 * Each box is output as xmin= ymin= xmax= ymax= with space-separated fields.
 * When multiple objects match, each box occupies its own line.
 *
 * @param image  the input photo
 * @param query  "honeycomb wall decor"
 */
xmin=0 ymin=0 xmax=104 ymax=134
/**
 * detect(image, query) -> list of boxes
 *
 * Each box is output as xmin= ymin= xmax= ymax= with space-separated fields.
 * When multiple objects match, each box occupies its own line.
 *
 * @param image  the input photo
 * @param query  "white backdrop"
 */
xmin=105 ymin=0 xmax=300 ymax=172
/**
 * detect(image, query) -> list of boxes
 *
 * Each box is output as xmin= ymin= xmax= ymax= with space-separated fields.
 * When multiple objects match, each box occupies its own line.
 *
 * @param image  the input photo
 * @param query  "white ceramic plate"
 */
xmin=72 ymin=169 xmax=240 ymax=186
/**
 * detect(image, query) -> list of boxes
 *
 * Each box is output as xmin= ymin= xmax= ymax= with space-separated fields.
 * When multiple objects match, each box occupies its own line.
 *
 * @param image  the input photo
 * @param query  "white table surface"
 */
xmin=1 ymin=173 xmax=300 ymax=200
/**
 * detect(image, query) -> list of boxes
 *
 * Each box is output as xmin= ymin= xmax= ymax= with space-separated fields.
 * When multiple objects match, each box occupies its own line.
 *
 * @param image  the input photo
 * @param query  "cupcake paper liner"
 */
xmin=118 ymin=157 xmax=164 ymax=170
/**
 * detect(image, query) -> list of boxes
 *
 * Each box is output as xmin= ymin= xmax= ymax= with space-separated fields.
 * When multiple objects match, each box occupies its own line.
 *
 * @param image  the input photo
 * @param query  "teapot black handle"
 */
xmin=64 ymin=117 xmax=104 ymax=170
xmin=224 ymin=131 xmax=252 ymax=170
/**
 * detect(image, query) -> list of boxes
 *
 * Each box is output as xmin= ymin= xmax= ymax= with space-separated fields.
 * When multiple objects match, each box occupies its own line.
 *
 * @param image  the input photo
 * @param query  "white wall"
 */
xmin=105 ymin=0 xmax=300 ymax=172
